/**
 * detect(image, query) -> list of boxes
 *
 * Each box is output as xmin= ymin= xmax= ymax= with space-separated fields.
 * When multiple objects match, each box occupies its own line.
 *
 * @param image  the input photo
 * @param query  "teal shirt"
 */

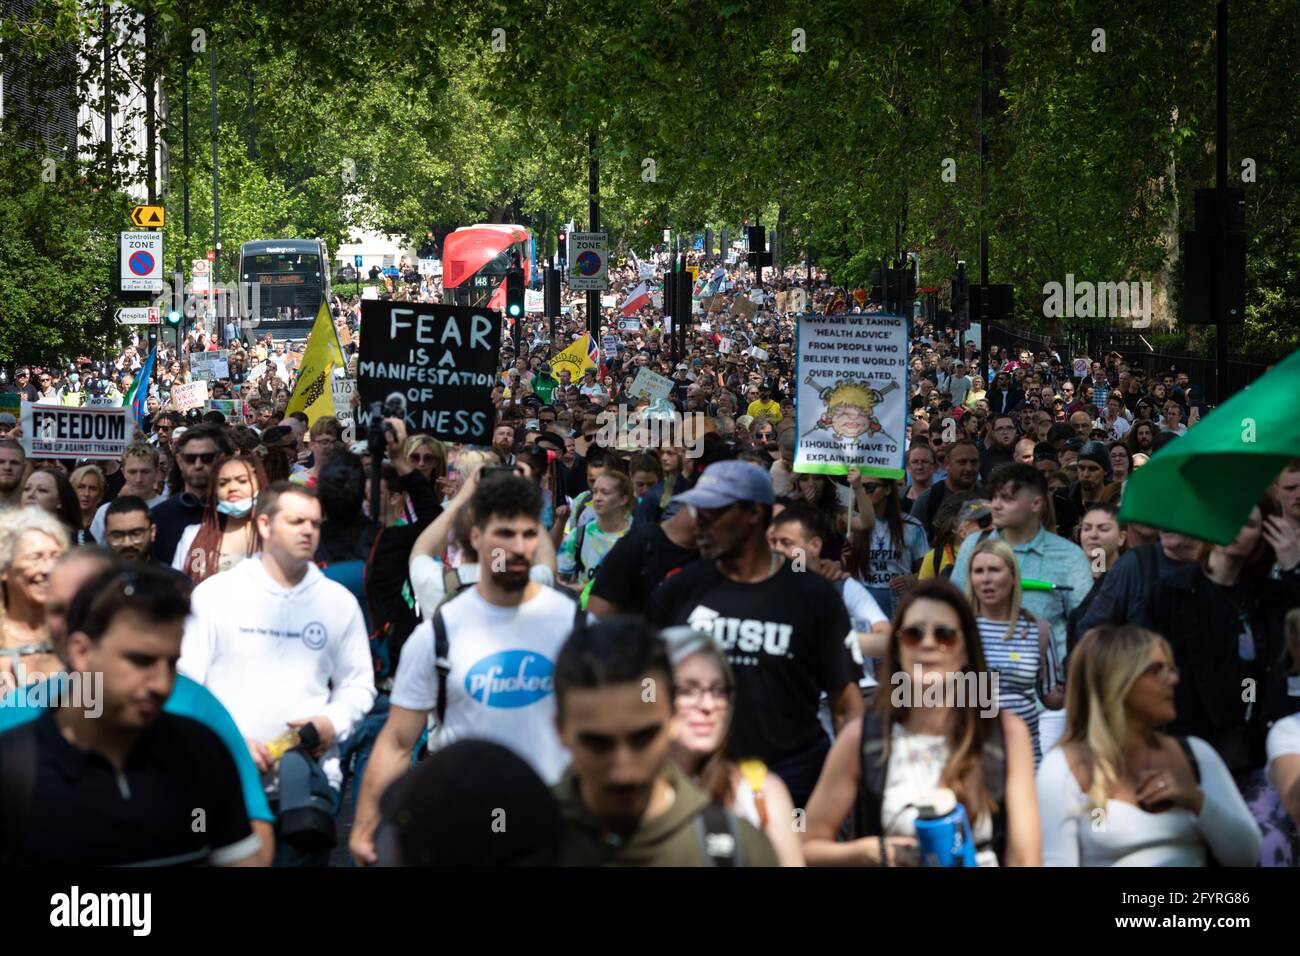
xmin=949 ymin=524 xmax=1094 ymax=666
xmin=0 ymin=672 xmax=274 ymax=824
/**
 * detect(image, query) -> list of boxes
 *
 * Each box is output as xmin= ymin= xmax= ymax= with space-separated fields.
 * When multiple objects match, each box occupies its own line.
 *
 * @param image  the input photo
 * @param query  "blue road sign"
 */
xmin=354 ymin=255 xmax=364 ymax=268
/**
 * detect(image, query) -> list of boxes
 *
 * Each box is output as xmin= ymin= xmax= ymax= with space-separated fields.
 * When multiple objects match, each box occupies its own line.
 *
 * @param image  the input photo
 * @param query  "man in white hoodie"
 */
xmin=179 ymin=481 xmax=375 ymax=864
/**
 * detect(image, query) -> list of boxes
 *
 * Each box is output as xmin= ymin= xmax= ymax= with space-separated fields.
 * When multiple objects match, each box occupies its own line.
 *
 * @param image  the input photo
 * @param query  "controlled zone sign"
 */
xmin=568 ymin=232 xmax=608 ymax=291
xmin=794 ymin=312 xmax=908 ymax=478
xmin=120 ymin=232 xmax=163 ymax=293
xmin=21 ymin=403 xmax=130 ymax=460
xmin=357 ymin=300 xmax=500 ymax=445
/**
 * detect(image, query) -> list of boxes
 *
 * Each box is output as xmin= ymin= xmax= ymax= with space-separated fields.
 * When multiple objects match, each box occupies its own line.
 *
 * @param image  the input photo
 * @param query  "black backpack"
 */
xmin=854 ymin=709 xmax=1006 ymax=864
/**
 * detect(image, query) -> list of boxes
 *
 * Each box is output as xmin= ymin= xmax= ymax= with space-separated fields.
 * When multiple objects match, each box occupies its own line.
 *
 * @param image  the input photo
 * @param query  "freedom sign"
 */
xmin=794 ymin=313 xmax=908 ymax=478
xmin=21 ymin=403 xmax=130 ymax=460
xmin=357 ymin=300 xmax=500 ymax=444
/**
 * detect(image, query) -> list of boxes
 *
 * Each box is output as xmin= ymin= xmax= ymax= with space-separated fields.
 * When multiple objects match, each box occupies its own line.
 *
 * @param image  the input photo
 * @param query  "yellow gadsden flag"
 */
xmin=285 ymin=302 xmax=347 ymax=426
xmin=550 ymin=333 xmax=598 ymax=383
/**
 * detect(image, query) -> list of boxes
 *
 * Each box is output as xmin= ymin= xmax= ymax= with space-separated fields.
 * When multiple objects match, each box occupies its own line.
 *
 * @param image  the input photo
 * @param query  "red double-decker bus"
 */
xmin=442 ymin=224 xmax=532 ymax=310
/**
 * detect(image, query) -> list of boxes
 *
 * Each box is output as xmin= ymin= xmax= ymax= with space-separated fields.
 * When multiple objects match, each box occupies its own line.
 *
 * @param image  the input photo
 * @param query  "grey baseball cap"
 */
xmin=672 ymin=460 xmax=774 ymax=509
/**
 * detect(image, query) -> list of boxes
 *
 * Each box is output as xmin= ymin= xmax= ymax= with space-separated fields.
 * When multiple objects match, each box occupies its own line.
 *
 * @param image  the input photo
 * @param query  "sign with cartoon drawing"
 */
xmin=794 ymin=312 xmax=907 ymax=478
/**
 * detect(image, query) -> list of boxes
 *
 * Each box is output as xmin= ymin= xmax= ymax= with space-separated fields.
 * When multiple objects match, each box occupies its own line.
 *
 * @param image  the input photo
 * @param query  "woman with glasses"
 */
xmin=665 ymin=629 xmax=804 ymax=866
xmin=843 ymin=477 xmax=928 ymax=618
xmin=22 ymin=466 xmax=89 ymax=545
xmin=0 ymin=508 xmax=69 ymax=697
xmin=1145 ymin=493 xmax=1300 ymax=864
xmin=69 ymin=464 xmax=106 ymax=543
xmin=965 ymin=539 xmax=1064 ymax=764
xmin=1038 ymin=624 xmax=1260 ymax=866
xmin=175 ymin=453 xmax=267 ymax=583
xmin=802 ymin=579 xmax=1040 ymax=866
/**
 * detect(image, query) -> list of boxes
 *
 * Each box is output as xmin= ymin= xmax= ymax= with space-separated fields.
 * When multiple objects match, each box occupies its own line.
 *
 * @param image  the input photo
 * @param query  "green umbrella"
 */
xmin=1117 ymin=348 xmax=1298 ymax=545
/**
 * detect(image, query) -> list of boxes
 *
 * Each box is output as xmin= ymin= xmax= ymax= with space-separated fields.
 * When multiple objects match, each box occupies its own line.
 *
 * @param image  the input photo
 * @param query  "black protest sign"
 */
xmin=358 ymin=301 xmax=501 ymax=444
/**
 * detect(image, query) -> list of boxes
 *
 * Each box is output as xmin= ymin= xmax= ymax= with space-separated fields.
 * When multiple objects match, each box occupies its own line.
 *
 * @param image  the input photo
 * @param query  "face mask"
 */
xmin=217 ymin=498 xmax=254 ymax=518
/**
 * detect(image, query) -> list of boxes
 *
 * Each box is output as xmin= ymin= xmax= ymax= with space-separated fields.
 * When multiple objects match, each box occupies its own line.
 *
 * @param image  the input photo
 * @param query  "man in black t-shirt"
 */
xmin=587 ymin=500 xmax=699 ymax=618
xmin=0 ymin=563 xmax=258 ymax=866
xmin=648 ymin=461 xmax=863 ymax=810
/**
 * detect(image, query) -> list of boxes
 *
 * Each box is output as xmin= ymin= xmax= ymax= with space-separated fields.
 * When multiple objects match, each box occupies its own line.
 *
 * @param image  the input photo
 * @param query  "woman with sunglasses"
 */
xmin=175 ymin=454 xmax=267 ymax=583
xmin=843 ymin=477 xmax=927 ymax=618
xmin=802 ymin=579 xmax=1040 ymax=866
xmin=1038 ymin=624 xmax=1260 ymax=866
xmin=965 ymin=539 xmax=1064 ymax=764
xmin=665 ymin=629 xmax=804 ymax=866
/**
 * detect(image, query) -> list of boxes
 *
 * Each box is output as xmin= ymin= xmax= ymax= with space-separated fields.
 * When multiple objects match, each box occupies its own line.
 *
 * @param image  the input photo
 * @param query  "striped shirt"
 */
xmin=975 ymin=614 xmax=1062 ymax=764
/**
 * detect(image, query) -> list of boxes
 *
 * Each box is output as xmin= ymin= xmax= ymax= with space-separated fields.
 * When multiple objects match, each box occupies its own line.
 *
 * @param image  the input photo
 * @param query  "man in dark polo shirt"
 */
xmin=0 ymin=563 xmax=260 ymax=866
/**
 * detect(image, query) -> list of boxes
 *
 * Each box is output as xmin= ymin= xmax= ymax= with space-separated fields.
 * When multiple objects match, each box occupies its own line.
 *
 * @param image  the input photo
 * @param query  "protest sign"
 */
xmin=357 ymin=300 xmax=500 ymax=444
xmin=1072 ymin=357 xmax=1089 ymax=377
xmin=172 ymin=380 xmax=209 ymax=411
xmin=748 ymin=346 xmax=769 ymax=361
xmin=189 ymin=350 xmax=229 ymax=381
xmin=628 ymin=367 xmax=673 ymax=403
xmin=206 ymin=399 xmax=248 ymax=424
xmin=21 ymin=403 xmax=129 ymax=460
xmin=731 ymin=297 xmax=757 ymax=318
xmin=332 ymin=377 xmax=356 ymax=428
xmin=719 ymin=338 xmax=733 ymax=354
xmin=525 ymin=289 xmax=545 ymax=313
xmin=794 ymin=312 xmax=907 ymax=478
xmin=601 ymin=294 xmax=618 ymax=308
xmin=618 ymin=317 xmax=641 ymax=332
xmin=602 ymin=334 xmax=620 ymax=358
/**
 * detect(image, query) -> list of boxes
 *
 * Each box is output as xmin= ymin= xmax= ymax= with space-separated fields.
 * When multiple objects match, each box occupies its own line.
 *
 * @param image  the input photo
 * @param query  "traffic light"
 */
xmin=544 ymin=265 xmax=561 ymax=318
xmin=556 ymin=232 xmax=567 ymax=264
xmin=505 ymin=267 xmax=525 ymax=319
xmin=166 ymin=309 xmax=182 ymax=327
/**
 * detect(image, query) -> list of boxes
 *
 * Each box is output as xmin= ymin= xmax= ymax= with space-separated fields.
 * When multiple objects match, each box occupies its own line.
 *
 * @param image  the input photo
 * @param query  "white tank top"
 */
xmin=880 ymin=723 xmax=999 ymax=867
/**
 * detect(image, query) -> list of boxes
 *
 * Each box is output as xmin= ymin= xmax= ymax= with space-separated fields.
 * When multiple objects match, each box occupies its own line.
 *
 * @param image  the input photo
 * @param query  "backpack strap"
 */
xmin=573 ymin=521 xmax=589 ymax=577
xmin=855 ymin=709 xmax=888 ymax=843
xmin=695 ymin=803 xmax=742 ymax=867
xmin=432 ymin=608 xmax=450 ymax=730
xmin=0 ymin=721 xmax=40 ymax=866
xmin=981 ymin=716 xmax=1007 ymax=862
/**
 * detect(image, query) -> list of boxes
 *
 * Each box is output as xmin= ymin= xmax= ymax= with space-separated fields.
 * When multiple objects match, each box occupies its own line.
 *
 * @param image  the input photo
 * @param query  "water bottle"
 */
xmin=912 ymin=788 xmax=977 ymax=867
xmin=265 ymin=727 xmax=302 ymax=765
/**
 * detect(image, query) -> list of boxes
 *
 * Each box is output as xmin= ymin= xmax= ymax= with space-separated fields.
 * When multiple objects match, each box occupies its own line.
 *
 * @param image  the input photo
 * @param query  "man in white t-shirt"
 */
xmin=89 ymin=442 xmax=167 ymax=543
xmin=349 ymin=473 xmax=577 ymax=866
xmin=768 ymin=502 xmax=890 ymax=733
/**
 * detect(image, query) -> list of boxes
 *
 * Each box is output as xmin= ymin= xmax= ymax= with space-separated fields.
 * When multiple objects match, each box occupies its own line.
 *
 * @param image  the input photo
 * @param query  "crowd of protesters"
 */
xmin=0 ymin=243 xmax=1296 ymax=870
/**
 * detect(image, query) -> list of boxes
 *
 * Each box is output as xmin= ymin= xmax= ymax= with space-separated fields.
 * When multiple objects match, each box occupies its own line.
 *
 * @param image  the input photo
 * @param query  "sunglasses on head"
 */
xmin=898 ymin=624 xmax=960 ymax=647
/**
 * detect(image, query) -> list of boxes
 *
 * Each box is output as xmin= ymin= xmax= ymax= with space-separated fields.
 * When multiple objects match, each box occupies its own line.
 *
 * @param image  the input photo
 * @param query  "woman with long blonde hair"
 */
xmin=1036 ymin=624 xmax=1260 ymax=866
xmin=965 ymin=538 xmax=1063 ymax=764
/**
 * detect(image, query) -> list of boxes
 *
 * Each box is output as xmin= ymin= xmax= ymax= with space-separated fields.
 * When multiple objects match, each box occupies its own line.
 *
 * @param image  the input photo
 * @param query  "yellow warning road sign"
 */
xmin=131 ymin=205 xmax=165 ymax=228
